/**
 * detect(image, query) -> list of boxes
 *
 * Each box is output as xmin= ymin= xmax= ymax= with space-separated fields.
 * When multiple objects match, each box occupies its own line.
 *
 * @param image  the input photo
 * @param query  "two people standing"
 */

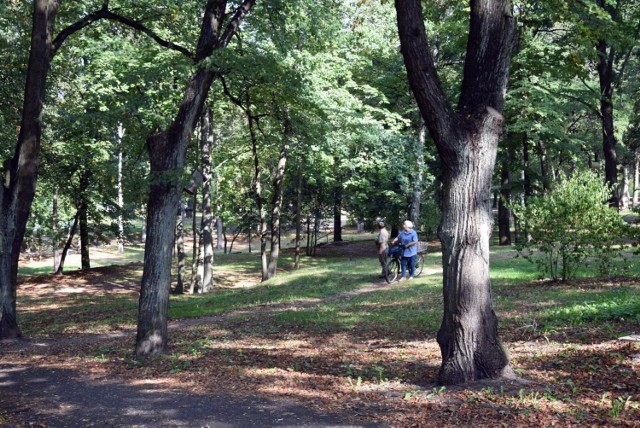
xmin=376 ymin=220 xmax=419 ymax=280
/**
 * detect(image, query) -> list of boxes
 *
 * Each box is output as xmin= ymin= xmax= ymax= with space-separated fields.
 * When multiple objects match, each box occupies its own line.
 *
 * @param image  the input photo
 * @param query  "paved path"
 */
xmin=0 ymin=364 xmax=382 ymax=427
xmin=0 ymin=278 xmax=405 ymax=427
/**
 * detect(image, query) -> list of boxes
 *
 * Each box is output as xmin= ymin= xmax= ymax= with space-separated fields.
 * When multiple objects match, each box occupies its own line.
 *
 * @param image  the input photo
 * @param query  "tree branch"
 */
xmin=219 ymin=0 xmax=256 ymax=48
xmin=52 ymin=4 xmax=194 ymax=60
xmin=220 ymin=76 xmax=246 ymax=111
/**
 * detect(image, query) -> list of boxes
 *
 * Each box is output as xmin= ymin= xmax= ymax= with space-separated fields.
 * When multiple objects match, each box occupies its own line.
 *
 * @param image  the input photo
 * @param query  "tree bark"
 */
xmin=333 ymin=183 xmax=342 ymax=242
xmin=598 ymin=37 xmax=619 ymax=207
xmin=633 ymin=148 xmax=639 ymax=209
xmin=498 ymin=158 xmax=511 ymax=246
xmin=294 ymin=168 xmax=302 ymax=269
xmin=200 ymin=107 xmax=214 ymax=292
xmin=79 ymin=171 xmax=90 ymax=271
xmin=621 ymin=165 xmax=630 ymax=210
xmin=395 ymin=0 xmax=515 ymax=385
xmin=136 ymin=0 xmax=255 ymax=357
xmin=410 ymin=124 xmax=427 ymax=228
xmin=55 ymin=209 xmax=80 ymax=276
xmin=266 ymin=136 xmax=289 ymax=279
xmin=538 ymin=141 xmax=552 ymax=192
xmin=174 ymin=199 xmax=186 ymax=294
xmin=215 ymin=216 xmax=224 ymax=250
xmin=249 ymin=116 xmax=268 ymax=281
xmin=0 ymin=0 xmax=60 ymax=339
xmin=117 ymin=124 xmax=126 ymax=254
xmin=190 ymin=186 xmax=201 ymax=293
xmin=52 ymin=188 xmax=59 ymax=272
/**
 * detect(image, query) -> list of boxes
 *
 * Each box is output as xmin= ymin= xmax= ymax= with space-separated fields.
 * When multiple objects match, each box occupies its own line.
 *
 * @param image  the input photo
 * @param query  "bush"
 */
xmin=512 ymin=170 xmax=638 ymax=281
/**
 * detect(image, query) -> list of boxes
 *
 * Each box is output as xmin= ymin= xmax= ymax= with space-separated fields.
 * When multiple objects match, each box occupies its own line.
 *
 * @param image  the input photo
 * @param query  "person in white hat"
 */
xmin=391 ymin=220 xmax=418 ymax=280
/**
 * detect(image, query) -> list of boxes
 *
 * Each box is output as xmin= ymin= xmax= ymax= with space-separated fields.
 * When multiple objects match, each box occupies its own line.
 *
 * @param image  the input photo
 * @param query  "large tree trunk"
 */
xmin=395 ymin=0 xmax=515 ymax=385
xmin=136 ymin=0 xmax=255 ymax=357
xmin=437 ymin=122 xmax=511 ymax=385
xmin=0 ymin=0 xmax=59 ymax=339
xmin=266 ymin=139 xmax=289 ymax=279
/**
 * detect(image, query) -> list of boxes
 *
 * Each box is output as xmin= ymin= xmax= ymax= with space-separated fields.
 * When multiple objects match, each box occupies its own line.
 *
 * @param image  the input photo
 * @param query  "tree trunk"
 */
xmin=498 ymin=160 xmax=511 ymax=246
xmin=136 ymin=0 xmax=256 ymax=358
xmin=538 ymin=141 xmax=551 ymax=192
xmin=52 ymin=188 xmax=59 ymax=272
xmin=190 ymin=186 xmax=201 ymax=294
xmin=294 ymin=168 xmax=302 ymax=269
xmin=117 ymin=124 xmax=125 ymax=254
xmin=266 ymin=132 xmax=290 ymax=279
xmin=215 ymin=216 xmax=224 ymax=250
xmin=522 ymin=135 xmax=532 ymax=201
xmin=633 ymin=148 xmax=639 ymax=209
xmin=174 ymin=199 xmax=186 ymax=294
xmin=436 ymin=125 xmax=511 ymax=385
xmin=333 ymin=184 xmax=342 ymax=242
xmin=410 ymin=123 xmax=426 ymax=228
xmin=56 ymin=209 xmax=80 ymax=276
xmin=395 ymin=0 xmax=514 ymax=385
xmin=0 ymin=0 xmax=60 ymax=339
xmin=305 ymin=215 xmax=311 ymax=256
xmin=200 ymin=108 xmax=214 ymax=292
xmin=597 ymin=38 xmax=618 ymax=206
xmin=620 ymin=165 xmax=630 ymax=210
xmin=79 ymin=172 xmax=90 ymax=271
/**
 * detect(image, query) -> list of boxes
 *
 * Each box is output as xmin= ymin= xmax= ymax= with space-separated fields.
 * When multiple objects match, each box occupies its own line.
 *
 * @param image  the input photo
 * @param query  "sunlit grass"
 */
xmin=17 ymin=242 xmax=640 ymax=343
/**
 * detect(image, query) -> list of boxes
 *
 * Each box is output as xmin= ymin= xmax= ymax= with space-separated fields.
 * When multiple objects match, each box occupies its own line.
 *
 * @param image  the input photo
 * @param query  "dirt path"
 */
xmin=0 ymin=363 xmax=379 ymax=427
xmin=2 ymin=239 xmax=445 ymax=427
xmin=1 ymin=264 xmax=419 ymax=427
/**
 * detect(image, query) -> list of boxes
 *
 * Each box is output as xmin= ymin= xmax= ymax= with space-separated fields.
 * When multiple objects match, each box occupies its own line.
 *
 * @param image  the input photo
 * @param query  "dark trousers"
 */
xmin=378 ymin=251 xmax=388 ymax=275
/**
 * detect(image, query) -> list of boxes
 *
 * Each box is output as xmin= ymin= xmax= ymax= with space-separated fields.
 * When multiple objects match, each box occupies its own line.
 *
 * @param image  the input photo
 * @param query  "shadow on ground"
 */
xmin=0 ymin=364 xmax=382 ymax=427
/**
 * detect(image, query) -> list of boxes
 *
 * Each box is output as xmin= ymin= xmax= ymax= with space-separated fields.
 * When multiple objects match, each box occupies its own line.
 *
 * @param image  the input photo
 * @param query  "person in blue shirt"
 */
xmin=391 ymin=220 xmax=419 ymax=280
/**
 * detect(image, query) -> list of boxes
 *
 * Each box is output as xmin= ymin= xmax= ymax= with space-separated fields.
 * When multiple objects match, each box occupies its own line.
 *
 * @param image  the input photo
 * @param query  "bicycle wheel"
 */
xmin=385 ymin=259 xmax=400 ymax=284
xmin=414 ymin=254 xmax=425 ymax=277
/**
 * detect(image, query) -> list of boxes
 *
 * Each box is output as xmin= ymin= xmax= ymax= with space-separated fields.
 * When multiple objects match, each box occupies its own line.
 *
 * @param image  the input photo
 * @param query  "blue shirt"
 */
xmin=397 ymin=229 xmax=418 ymax=257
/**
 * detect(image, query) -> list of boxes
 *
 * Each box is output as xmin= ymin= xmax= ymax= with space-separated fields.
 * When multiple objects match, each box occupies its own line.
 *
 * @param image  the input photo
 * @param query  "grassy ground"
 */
xmin=4 ymin=238 xmax=640 ymax=427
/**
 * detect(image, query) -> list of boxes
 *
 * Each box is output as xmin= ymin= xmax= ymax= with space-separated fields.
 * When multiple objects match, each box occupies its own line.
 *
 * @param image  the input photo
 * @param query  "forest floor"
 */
xmin=1 ymin=239 xmax=639 ymax=427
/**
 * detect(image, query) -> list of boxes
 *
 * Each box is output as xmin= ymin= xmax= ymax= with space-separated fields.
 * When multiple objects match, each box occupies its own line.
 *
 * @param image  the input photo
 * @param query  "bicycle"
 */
xmin=384 ymin=241 xmax=428 ymax=284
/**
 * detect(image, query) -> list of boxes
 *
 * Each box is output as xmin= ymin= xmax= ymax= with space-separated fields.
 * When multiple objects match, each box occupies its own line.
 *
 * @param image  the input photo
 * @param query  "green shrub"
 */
xmin=512 ymin=170 xmax=637 ymax=281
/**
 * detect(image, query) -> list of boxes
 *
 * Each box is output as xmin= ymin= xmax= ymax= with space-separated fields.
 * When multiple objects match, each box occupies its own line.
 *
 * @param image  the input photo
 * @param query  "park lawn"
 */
xmin=6 ymin=240 xmax=640 ymax=427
